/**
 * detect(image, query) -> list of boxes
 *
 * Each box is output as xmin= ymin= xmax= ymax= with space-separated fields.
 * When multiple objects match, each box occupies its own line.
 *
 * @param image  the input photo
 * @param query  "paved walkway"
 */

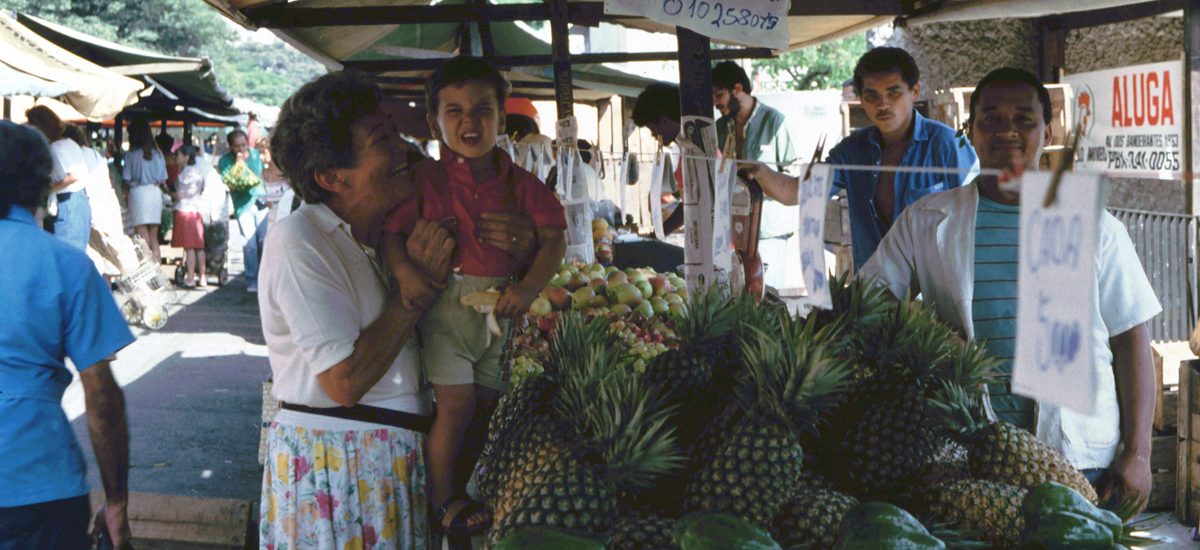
xmin=66 ymin=246 xmax=269 ymax=505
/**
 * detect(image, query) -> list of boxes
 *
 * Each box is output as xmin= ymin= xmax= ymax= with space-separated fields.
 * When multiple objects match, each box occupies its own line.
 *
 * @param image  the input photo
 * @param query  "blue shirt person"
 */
xmin=827 ymin=109 xmax=977 ymax=269
xmin=740 ymin=47 xmax=976 ymax=271
xmin=0 ymin=121 xmax=135 ymax=549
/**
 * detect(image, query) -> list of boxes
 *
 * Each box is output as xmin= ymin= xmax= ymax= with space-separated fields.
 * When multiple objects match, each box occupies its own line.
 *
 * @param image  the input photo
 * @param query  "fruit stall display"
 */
xmin=481 ymin=276 xmax=1160 ymax=549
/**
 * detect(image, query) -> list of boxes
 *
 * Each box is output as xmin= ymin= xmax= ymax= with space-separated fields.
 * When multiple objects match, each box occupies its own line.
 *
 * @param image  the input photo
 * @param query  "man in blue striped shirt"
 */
xmin=861 ymin=67 xmax=1160 ymax=513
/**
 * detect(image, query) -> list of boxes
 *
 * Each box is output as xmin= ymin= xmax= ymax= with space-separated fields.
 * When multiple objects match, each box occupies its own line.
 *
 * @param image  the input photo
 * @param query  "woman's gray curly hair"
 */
xmin=270 ymin=71 xmax=382 ymax=204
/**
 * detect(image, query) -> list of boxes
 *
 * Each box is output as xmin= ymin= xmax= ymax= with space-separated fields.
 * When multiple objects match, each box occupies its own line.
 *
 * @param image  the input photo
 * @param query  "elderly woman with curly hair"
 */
xmin=257 ymin=71 xmax=457 ymax=549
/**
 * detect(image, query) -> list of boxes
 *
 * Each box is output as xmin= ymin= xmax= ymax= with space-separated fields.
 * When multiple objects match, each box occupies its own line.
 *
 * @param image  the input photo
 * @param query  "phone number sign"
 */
xmin=1064 ymin=61 xmax=1183 ymax=176
xmin=605 ymin=0 xmax=789 ymax=50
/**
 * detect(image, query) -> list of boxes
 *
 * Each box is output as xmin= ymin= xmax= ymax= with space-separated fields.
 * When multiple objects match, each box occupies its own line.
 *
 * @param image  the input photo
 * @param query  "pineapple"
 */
xmin=770 ymin=471 xmax=859 ymax=548
xmin=931 ymin=381 xmax=1100 ymax=503
xmin=828 ymin=299 xmax=990 ymax=497
xmin=490 ymin=312 xmax=683 ymax=542
xmin=682 ymin=314 xmax=849 ymax=527
xmin=609 ymin=513 xmax=678 ymax=550
xmin=476 ymin=373 xmax=561 ymax=504
xmin=641 ymin=284 xmax=739 ymax=409
xmin=923 ymin=478 xmax=1026 ymax=548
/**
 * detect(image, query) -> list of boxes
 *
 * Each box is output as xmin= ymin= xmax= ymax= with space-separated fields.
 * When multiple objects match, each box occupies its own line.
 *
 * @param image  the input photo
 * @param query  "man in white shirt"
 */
xmin=860 ymin=67 xmax=1160 ymax=512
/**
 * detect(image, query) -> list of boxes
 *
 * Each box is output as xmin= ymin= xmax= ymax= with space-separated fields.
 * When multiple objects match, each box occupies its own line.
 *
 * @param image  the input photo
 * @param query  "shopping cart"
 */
xmin=115 ymin=236 xmax=173 ymax=330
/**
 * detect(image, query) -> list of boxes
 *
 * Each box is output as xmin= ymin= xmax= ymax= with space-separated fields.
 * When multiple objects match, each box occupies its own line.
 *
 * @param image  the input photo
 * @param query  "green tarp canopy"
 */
xmin=18 ymin=12 xmax=239 ymax=119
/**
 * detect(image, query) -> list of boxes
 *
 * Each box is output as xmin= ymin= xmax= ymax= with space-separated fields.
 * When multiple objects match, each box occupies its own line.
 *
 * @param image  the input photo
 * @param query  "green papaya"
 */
xmin=1022 ymin=482 xmax=1122 ymax=539
xmin=1021 ymin=510 xmax=1114 ymax=549
xmin=673 ymin=511 xmax=782 ymax=550
xmin=835 ymin=525 xmax=947 ymax=549
xmin=491 ymin=526 xmax=607 ymax=550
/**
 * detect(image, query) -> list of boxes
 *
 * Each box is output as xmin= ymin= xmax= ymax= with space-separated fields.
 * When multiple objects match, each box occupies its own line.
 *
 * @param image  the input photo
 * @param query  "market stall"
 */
xmin=204 ymin=0 xmax=1200 ymax=547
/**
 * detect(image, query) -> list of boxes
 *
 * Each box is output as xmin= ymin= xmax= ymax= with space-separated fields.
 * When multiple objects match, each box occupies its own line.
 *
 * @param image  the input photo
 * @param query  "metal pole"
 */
xmin=548 ymin=0 xmax=574 ymax=119
xmin=676 ymin=27 xmax=719 ymax=289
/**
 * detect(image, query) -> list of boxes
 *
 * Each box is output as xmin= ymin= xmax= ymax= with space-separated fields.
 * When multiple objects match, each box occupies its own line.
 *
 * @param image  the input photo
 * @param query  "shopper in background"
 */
xmin=122 ymin=119 xmax=169 ymax=264
xmin=218 ymin=129 xmax=267 ymax=292
xmin=25 ymin=106 xmax=92 ymax=251
xmin=172 ymin=144 xmax=211 ymax=288
xmin=63 ymin=124 xmax=135 ymax=281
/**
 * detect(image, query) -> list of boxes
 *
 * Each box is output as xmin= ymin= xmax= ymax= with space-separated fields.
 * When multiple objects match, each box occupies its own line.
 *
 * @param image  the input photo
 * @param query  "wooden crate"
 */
xmin=1150 ymin=434 xmax=1178 ymax=510
xmin=1176 ymin=359 xmax=1200 ymax=525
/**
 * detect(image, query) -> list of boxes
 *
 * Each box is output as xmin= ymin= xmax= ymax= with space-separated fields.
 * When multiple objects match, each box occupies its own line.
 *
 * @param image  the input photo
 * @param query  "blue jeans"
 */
xmin=0 ymin=495 xmax=90 ymax=550
xmin=1082 ymin=468 xmax=1108 ymax=486
xmin=52 ymin=191 xmax=91 ymax=252
xmin=236 ymin=205 xmax=268 ymax=285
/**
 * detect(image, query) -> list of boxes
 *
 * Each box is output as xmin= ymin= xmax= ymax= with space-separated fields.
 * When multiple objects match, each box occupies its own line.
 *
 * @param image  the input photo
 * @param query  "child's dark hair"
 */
xmin=425 ymin=56 xmax=512 ymax=114
xmin=179 ymin=144 xmax=200 ymax=166
xmin=632 ymin=83 xmax=681 ymax=127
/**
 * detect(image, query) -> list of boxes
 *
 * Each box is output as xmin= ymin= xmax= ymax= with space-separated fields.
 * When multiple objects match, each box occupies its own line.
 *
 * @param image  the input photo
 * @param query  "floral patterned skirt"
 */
xmin=260 ymin=422 xmax=428 ymax=550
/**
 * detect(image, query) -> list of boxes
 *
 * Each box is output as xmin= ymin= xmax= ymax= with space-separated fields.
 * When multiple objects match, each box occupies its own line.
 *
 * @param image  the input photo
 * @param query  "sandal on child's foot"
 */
xmin=432 ymin=493 xmax=491 ymax=537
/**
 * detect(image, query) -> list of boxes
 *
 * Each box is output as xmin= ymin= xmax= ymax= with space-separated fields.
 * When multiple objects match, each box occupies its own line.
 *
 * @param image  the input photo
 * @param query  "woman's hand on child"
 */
xmin=407 ymin=220 xmax=456 ymax=282
xmin=496 ymin=281 xmax=540 ymax=318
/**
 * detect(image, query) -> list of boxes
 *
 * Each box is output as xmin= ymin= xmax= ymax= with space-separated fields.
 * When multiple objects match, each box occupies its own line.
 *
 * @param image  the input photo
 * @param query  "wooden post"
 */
xmin=183 ymin=121 xmax=193 ymax=147
xmin=676 ymin=27 xmax=718 ymax=288
xmin=547 ymin=0 xmax=574 ymax=120
xmin=114 ymin=114 xmax=125 ymax=171
xmin=2 ymin=96 xmax=9 ymax=120
xmin=1036 ymin=20 xmax=1066 ymax=84
xmin=1186 ymin=0 xmax=1200 ymax=216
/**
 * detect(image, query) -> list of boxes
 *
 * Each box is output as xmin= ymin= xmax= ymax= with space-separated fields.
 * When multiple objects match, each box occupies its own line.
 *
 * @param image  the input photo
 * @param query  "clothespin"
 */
xmin=720 ymin=130 xmax=737 ymax=172
xmin=801 ymin=134 xmax=827 ymax=183
xmin=1043 ymin=122 xmax=1082 ymax=208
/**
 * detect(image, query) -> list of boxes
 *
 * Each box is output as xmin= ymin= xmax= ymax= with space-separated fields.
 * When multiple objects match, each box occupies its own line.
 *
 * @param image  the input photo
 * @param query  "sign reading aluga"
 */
xmin=679 ymin=115 xmax=721 ymax=291
xmin=604 ymin=0 xmax=789 ymax=50
xmin=1012 ymin=172 xmax=1107 ymax=416
xmin=1063 ymin=61 xmax=1183 ymax=176
xmin=796 ymin=163 xmax=832 ymax=310
xmin=558 ymin=116 xmax=595 ymax=263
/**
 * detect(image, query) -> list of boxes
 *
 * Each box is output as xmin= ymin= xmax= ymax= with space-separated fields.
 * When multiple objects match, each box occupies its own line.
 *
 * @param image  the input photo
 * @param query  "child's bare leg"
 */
xmin=196 ymin=250 xmax=207 ymax=283
xmin=455 ymin=385 xmax=501 ymax=495
xmin=184 ymin=249 xmax=196 ymax=284
xmin=429 ymin=383 xmax=488 ymax=528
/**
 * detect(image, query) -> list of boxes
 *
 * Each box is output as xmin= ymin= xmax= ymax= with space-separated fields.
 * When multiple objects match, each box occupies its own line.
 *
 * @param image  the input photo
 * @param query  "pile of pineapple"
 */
xmin=478 ymin=276 xmax=1107 ymax=548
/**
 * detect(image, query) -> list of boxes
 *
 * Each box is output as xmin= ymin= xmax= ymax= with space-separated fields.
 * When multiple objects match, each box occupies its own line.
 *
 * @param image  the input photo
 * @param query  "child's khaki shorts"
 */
xmin=420 ymin=274 xmax=512 ymax=392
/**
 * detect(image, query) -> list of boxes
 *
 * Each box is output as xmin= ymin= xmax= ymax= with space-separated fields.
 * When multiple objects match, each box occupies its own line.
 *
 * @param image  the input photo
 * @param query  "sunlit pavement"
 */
xmin=65 ymin=243 xmax=270 ymax=503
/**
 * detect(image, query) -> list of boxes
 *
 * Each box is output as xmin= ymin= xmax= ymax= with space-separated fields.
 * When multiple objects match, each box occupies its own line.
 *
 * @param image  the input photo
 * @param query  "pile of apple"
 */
xmin=509 ymin=261 xmax=688 ymax=383
xmin=593 ymin=218 xmax=615 ymax=265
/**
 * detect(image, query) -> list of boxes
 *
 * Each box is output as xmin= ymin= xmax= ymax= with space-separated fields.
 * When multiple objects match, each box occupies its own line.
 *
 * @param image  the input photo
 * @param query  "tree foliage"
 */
xmin=752 ymin=34 xmax=867 ymax=92
xmin=5 ymin=0 xmax=324 ymax=106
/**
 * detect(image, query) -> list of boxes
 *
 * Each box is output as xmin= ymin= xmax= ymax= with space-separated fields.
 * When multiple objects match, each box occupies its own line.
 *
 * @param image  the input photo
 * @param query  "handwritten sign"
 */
xmin=1012 ymin=172 xmax=1106 ymax=416
xmin=1064 ymin=61 xmax=1183 ymax=176
xmin=605 ymin=0 xmax=789 ymax=50
xmin=556 ymin=116 xmax=578 ymax=198
xmin=649 ymin=150 xmax=667 ymax=240
xmin=679 ymin=115 xmax=720 ymax=291
xmin=796 ymin=164 xmax=832 ymax=310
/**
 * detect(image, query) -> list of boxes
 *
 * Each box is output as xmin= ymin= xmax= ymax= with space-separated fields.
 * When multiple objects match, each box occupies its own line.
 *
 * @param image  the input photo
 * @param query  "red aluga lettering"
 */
xmin=1123 ymin=75 xmax=1134 ymax=127
xmin=1112 ymin=76 xmax=1123 ymax=127
xmin=1147 ymin=72 xmax=1160 ymax=125
xmin=1132 ymin=73 xmax=1145 ymax=126
xmin=1162 ymin=70 xmax=1176 ymax=126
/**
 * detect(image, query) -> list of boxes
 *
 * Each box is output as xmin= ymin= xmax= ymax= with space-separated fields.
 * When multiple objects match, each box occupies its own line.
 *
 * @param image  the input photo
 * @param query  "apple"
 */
xmin=648 ymin=275 xmax=672 ymax=295
xmin=627 ymin=270 xmax=649 ymax=285
xmin=605 ymin=265 xmax=619 ymax=275
xmin=572 ymin=287 xmax=595 ymax=310
xmin=588 ymin=277 xmax=607 ymax=295
xmin=529 ymin=296 xmax=552 ymax=317
xmin=610 ymin=304 xmax=632 ymax=315
xmin=636 ymin=280 xmax=653 ymax=300
xmin=664 ymin=292 xmax=684 ymax=306
xmin=649 ymin=296 xmax=669 ymax=315
xmin=549 ymin=273 xmax=571 ymax=288
xmin=589 ymin=294 xmax=609 ymax=308
xmin=595 ymin=243 xmax=613 ymax=264
xmin=543 ymin=287 xmax=572 ymax=310
xmin=614 ymin=283 xmax=644 ymax=306
xmin=592 ymin=218 xmax=609 ymax=233
xmin=606 ymin=271 xmax=628 ymax=286
xmin=537 ymin=312 xmax=559 ymax=333
xmin=567 ymin=272 xmax=588 ymax=291
xmin=633 ymin=301 xmax=655 ymax=319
